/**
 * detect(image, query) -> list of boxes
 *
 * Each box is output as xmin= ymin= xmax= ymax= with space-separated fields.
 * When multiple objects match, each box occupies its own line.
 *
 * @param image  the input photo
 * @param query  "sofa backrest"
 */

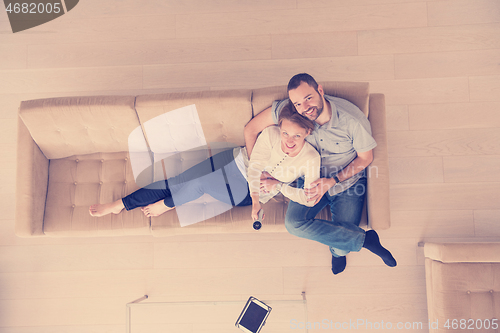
xmin=19 ymin=82 xmax=369 ymax=161
xmin=135 ymin=90 xmax=253 ymax=152
xmin=19 ymin=96 xmax=139 ymax=159
xmin=251 ymin=81 xmax=370 ymax=117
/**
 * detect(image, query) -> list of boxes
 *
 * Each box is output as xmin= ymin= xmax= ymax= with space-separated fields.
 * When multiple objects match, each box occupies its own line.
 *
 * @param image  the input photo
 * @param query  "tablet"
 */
xmin=235 ymin=296 xmax=272 ymax=333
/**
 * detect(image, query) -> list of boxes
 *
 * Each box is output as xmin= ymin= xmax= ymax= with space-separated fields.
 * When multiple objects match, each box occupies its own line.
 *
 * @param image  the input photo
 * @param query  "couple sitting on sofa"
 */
xmin=90 ymin=73 xmax=396 ymax=275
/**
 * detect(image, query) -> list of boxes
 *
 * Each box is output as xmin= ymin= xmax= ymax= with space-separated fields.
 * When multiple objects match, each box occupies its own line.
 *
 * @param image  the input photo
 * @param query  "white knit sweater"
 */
xmin=241 ymin=126 xmax=320 ymax=206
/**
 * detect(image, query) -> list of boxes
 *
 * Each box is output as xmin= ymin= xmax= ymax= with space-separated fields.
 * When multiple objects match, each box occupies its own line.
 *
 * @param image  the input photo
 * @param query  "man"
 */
xmin=244 ymin=73 xmax=396 ymax=274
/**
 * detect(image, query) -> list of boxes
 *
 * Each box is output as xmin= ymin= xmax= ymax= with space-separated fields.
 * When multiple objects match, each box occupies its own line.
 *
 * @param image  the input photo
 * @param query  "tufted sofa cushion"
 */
xmin=135 ymin=89 xmax=253 ymax=233
xmin=135 ymin=90 xmax=252 ymax=180
xmin=19 ymin=96 xmax=140 ymax=160
xmin=424 ymin=243 xmax=500 ymax=333
xmin=426 ymin=261 xmax=500 ymax=328
xmin=43 ymin=152 xmax=150 ymax=236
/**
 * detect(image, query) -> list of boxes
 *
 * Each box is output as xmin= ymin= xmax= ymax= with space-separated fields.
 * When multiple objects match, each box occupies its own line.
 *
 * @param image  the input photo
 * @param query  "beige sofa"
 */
xmin=16 ymin=81 xmax=390 ymax=237
xmin=424 ymin=243 xmax=500 ymax=332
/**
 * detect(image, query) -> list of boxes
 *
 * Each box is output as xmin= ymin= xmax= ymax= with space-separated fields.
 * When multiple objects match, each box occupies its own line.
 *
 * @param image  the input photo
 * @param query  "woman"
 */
xmin=89 ymin=102 xmax=320 ymax=220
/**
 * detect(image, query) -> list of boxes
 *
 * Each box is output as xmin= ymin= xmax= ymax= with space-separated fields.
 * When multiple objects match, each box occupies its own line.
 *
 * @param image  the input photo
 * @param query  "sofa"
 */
xmin=424 ymin=243 xmax=500 ymax=332
xmin=15 ymin=81 xmax=391 ymax=237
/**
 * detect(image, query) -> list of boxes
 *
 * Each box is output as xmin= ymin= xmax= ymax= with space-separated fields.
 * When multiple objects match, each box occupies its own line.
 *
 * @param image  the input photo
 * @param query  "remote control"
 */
xmin=253 ymin=209 xmax=264 ymax=230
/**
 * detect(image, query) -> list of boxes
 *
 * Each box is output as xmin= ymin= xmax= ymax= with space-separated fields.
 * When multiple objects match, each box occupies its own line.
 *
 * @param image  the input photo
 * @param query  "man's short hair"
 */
xmin=287 ymin=73 xmax=319 ymax=93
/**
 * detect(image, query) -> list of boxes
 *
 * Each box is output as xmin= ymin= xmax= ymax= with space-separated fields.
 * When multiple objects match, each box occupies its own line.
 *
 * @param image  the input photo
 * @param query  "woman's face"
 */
xmin=280 ymin=118 xmax=310 ymax=156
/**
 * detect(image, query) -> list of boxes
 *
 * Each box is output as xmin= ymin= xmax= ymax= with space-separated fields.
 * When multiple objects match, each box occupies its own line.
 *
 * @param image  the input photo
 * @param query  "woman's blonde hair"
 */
xmin=278 ymin=101 xmax=315 ymax=133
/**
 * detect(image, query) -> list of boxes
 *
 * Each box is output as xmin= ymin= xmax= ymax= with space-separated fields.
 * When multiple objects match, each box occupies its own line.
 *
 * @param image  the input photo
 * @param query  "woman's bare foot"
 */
xmin=141 ymin=200 xmax=174 ymax=217
xmin=89 ymin=199 xmax=125 ymax=217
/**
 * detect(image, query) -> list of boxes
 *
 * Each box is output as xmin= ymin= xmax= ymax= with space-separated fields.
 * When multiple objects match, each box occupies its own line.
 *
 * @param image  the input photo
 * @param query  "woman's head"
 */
xmin=278 ymin=102 xmax=315 ymax=156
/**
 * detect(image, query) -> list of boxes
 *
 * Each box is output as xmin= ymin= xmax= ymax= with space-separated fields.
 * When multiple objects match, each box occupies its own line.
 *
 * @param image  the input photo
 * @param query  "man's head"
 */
xmin=287 ymin=73 xmax=325 ymax=122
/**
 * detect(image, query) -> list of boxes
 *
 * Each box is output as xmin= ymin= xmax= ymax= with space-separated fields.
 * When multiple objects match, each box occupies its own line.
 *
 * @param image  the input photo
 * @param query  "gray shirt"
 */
xmin=271 ymin=94 xmax=377 ymax=195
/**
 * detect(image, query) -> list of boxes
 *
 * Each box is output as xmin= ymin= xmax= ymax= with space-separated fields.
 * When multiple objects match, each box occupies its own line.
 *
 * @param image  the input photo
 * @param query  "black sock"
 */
xmin=362 ymin=230 xmax=397 ymax=267
xmin=331 ymin=255 xmax=347 ymax=275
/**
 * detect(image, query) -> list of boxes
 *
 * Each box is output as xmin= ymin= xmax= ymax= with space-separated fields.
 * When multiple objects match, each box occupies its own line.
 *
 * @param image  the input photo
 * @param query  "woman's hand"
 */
xmin=260 ymin=178 xmax=280 ymax=194
xmin=251 ymin=202 xmax=262 ymax=221
xmin=260 ymin=171 xmax=276 ymax=180
xmin=305 ymin=177 xmax=336 ymax=205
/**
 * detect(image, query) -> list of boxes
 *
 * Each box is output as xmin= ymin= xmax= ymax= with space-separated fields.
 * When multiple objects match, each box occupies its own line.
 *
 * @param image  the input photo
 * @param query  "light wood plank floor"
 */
xmin=1 ymin=0 xmax=499 ymax=331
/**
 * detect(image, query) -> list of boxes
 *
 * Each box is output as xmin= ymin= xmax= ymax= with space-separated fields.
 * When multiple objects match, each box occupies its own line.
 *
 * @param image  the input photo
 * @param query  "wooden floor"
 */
xmin=1 ymin=0 xmax=499 ymax=331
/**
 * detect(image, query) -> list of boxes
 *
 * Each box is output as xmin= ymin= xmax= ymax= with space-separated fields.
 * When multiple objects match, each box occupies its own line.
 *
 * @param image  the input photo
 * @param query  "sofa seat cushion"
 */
xmin=44 ymin=152 xmax=151 ymax=237
xmin=425 ymin=259 xmax=500 ymax=330
xmin=150 ymin=195 xmax=283 ymax=236
xmin=150 ymin=193 xmax=331 ymax=236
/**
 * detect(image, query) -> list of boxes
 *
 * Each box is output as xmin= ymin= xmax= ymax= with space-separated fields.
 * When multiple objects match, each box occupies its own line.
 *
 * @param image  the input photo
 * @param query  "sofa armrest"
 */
xmin=366 ymin=94 xmax=391 ymax=230
xmin=16 ymin=116 xmax=49 ymax=237
xmin=424 ymin=242 xmax=500 ymax=263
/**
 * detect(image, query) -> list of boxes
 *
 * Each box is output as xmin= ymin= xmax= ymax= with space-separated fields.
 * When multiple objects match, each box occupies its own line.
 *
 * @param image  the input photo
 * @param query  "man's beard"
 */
xmin=303 ymin=98 xmax=324 ymax=121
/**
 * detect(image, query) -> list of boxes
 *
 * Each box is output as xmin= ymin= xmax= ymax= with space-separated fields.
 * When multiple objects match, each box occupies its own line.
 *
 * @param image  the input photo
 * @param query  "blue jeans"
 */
xmin=122 ymin=149 xmax=252 ymax=210
xmin=285 ymin=176 xmax=367 ymax=257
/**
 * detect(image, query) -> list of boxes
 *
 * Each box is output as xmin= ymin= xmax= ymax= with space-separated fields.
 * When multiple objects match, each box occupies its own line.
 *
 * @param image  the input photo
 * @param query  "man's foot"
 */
xmin=89 ymin=200 xmax=124 ymax=217
xmin=141 ymin=200 xmax=174 ymax=217
xmin=331 ymin=255 xmax=347 ymax=275
xmin=362 ymin=230 xmax=397 ymax=267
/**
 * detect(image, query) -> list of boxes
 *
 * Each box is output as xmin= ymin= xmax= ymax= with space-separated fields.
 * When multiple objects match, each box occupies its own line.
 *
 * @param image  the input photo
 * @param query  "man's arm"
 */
xmin=305 ymin=149 xmax=374 ymax=205
xmin=244 ymin=106 xmax=275 ymax=157
xmin=337 ymin=149 xmax=373 ymax=182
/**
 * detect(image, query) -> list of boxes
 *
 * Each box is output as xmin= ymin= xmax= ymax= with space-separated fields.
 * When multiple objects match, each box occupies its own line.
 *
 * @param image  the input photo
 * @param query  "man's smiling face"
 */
xmin=288 ymin=81 xmax=324 ymax=122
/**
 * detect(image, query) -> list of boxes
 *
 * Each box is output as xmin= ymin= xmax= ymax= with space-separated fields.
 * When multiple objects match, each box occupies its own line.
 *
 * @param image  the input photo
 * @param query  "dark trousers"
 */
xmin=122 ymin=149 xmax=252 ymax=210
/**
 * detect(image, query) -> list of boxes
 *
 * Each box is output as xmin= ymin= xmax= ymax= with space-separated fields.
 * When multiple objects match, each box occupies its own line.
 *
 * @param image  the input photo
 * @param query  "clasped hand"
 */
xmin=259 ymin=172 xmax=279 ymax=194
xmin=304 ymin=178 xmax=336 ymax=205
